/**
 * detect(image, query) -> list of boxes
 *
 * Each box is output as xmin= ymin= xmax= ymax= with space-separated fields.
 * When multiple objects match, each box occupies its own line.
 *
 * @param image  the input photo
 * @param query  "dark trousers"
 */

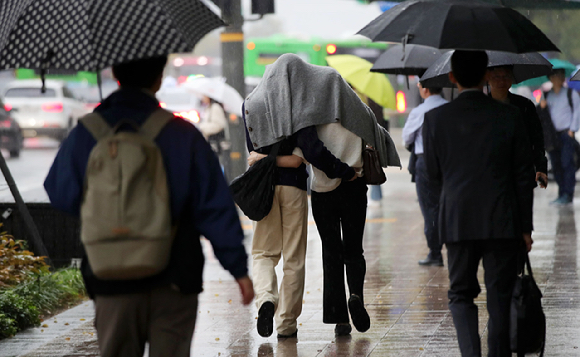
xmin=95 ymin=286 xmax=198 ymax=357
xmin=548 ymin=131 xmax=576 ymax=198
xmin=311 ymin=178 xmax=367 ymax=324
xmin=415 ymin=155 xmax=443 ymax=256
xmin=446 ymin=239 xmax=521 ymax=357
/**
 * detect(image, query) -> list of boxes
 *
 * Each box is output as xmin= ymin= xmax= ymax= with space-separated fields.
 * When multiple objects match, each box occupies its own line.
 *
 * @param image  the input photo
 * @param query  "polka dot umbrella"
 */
xmin=0 ymin=0 xmax=224 ymax=72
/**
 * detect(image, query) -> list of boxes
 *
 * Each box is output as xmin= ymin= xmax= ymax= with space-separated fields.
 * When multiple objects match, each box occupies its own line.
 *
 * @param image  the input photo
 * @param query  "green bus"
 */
xmin=14 ymin=68 xmax=99 ymax=85
xmin=244 ymin=35 xmax=388 ymax=78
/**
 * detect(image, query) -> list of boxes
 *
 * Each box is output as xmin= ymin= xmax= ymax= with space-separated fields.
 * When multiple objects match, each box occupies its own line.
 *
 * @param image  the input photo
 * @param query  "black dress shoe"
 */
xmin=257 ymin=301 xmax=275 ymax=337
xmin=334 ymin=323 xmax=352 ymax=336
xmin=418 ymin=255 xmax=444 ymax=266
xmin=348 ymin=294 xmax=370 ymax=332
xmin=277 ymin=329 xmax=298 ymax=338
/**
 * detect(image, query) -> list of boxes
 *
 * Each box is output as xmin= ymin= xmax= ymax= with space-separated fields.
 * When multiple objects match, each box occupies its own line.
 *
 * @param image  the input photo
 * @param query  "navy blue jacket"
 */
xmin=44 ymin=88 xmax=248 ymax=297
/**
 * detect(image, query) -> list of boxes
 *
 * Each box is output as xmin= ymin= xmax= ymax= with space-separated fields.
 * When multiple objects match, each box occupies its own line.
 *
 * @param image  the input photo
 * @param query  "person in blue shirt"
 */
xmin=44 ymin=56 xmax=253 ymax=357
xmin=540 ymin=68 xmax=580 ymax=205
xmin=402 ymin=84 xmax=448 ymax=266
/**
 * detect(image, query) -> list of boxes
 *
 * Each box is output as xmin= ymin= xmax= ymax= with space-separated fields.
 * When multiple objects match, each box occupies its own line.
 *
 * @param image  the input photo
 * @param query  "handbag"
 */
xmin=229 ymin=142 xmax=282 ymax=221
xmin=510 ymin=252 xmax=545 ymax=357
xmin=362 ymin=144 xmax=386 ymax=185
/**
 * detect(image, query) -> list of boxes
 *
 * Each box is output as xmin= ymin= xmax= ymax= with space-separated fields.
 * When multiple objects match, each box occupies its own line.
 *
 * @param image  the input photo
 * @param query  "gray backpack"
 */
xmin=80 ymin=108 xmax=174 ymax=280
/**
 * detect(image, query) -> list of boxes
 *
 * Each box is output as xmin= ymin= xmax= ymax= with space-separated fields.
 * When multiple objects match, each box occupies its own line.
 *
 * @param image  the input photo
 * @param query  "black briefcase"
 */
xmin=510 ymin=253 xmax=545 ymax=357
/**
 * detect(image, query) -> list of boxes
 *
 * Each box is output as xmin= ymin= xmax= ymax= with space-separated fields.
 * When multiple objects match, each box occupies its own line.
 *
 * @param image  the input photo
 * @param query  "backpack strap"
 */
xmin=80 ymin=113 xmax=112 ymax=141
xmin=567 ymin=88 xmax=574 ymax=113
xmin=140 ymin=108 xmax=174 ymax=140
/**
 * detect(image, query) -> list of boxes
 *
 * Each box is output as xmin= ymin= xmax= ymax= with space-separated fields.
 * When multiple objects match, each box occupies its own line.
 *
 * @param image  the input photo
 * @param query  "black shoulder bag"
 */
xmin=510 ymin=252 xmax=545 ymax=357
xmin=229 ymin=142 xmax=282 ymax=221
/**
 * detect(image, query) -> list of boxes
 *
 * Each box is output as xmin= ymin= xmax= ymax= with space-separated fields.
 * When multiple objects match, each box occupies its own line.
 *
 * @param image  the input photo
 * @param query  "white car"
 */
xmin=3 ymin=79 xmax=88 ymax=141
xmin=156 ymin=87 xmax=201 ymax=125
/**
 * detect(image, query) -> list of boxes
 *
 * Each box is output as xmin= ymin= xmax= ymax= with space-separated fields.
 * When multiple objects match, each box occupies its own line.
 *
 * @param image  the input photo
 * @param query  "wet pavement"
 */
xmin=1 ymin=129 xmax=580 ymax=356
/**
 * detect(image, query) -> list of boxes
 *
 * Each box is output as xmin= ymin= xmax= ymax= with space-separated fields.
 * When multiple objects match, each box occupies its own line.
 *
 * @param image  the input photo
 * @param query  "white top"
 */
xmin=295 ymin=123 xmax=362 ymax=193
xmin=199 ymin=102 xmax=228 ymax=139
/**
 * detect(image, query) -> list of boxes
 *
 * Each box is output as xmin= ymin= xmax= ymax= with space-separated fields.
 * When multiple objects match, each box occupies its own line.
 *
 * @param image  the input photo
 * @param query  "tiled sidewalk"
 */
xmin=2 ymin=150 xmax=579 ymax=356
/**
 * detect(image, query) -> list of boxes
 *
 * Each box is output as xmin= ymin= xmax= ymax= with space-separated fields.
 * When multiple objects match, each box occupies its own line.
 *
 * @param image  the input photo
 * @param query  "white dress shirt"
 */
xmin=402 ymin=95 xmax=448 ymax=154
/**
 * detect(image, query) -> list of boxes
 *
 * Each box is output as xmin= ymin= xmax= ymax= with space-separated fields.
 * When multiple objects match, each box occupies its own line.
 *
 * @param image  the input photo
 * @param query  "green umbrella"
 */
xmin=514 ymin=58 xmax=576 ymax=88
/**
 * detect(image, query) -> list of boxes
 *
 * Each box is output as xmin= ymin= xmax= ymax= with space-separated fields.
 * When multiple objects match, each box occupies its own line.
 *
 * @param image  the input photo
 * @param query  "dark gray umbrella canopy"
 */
xmin=0 ymin=0 xmax=224 ymax=71
xmin=420 ymin=50 xmax=553 ymax=88
xmin=371 ymin=44 xmax=441 ymax=76
xmin=357 ymin=0 xmax=560 ymax=54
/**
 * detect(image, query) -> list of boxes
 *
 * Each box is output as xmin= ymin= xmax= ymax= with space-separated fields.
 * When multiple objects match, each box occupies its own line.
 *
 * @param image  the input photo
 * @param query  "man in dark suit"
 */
xmin=422 ymin=50 xmax=535 ymax=357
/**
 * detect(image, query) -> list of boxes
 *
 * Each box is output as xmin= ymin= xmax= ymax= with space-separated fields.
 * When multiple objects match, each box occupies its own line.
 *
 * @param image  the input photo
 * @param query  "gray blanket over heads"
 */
xmin=244 ymin=53 xmax=401 ymax=168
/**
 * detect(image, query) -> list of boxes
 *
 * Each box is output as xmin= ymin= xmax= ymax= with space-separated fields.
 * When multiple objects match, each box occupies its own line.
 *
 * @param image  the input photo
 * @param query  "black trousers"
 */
xmin=446 ymin=239 xmax=521 ymax=357
xmin=311 ymin=178 xmax=367 ymax=324
xmin=415 ymin=155 xmax=443 ymax=256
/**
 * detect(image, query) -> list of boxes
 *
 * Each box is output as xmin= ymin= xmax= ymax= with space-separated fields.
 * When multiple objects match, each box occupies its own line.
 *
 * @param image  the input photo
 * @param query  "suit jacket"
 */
xmin=506 ymin=92 xmax=548 ymax=174
xmin=423 ymin=91 xmax=534 ymax=244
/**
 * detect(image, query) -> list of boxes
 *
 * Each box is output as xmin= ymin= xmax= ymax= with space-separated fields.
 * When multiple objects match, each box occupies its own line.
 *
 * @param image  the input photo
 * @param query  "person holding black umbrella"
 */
xmin=487 ymin=65 xmax=548 ymax=188
xmin=423 ymin=50 xmax=534 ymax=357
xmin=45 ymin=57 xmax=254 ymax=357
xmin=402 ymin=83 xmax=448 ymax=266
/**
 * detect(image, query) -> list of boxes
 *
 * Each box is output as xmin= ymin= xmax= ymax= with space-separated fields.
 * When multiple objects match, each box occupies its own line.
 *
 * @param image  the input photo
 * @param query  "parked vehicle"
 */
xmin=0 ymin=99 xmax=22 ymax=158
xmin=156 ymin=86 xmax=201 ymax=125
xmin=2 ymin=79 xmax=88 ymax=141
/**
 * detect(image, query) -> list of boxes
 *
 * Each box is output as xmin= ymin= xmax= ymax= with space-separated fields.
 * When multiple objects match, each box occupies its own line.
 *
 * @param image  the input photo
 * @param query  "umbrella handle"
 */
xmin=40 ymin=50 xmax=55 ymax=94
xmin=401 ymin=33 xmax=414 ymax=61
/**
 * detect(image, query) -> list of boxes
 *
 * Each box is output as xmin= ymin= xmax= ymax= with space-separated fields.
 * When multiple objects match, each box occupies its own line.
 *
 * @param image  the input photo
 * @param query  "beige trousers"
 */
xmin=252 ymin=185 xmax=308 ymax=335
xmin=94 ymin=285 xmax=198 ymax=357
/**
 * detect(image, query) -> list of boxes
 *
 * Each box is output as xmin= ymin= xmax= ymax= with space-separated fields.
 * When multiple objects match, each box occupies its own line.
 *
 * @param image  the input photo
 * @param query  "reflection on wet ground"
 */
xmin=193 ymin=164 xmax=580 ymax=357
xmin=5 ymin=148 xmax=580 ymax=357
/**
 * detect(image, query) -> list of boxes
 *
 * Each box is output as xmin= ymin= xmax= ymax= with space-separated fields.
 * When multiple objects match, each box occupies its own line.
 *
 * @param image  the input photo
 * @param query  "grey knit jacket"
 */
xmin=244 ymin=53 xmax=401 ymax=168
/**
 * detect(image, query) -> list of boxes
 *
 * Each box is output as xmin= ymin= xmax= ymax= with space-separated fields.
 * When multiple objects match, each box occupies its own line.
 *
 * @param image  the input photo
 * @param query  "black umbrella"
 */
xmin=420 ymin=50 xmax=553 ymax=88
xmin=0 ymin=0 xmax=223 ymax=72
xmin=357 ymin=0 xmax=559 ymax=54
xmin=370 ymin=44 xmax=442 ymax=76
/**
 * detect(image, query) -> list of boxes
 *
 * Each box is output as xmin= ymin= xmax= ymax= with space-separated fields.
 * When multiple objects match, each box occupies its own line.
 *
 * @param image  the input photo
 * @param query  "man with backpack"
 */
xmin=44 ymin=56 xmax=254 ymax=357
xmin=539 ymin=68 xmax=580 ymax=205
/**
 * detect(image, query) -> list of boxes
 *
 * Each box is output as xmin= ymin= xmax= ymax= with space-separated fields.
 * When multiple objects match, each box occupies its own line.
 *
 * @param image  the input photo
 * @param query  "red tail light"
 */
xmin=0 ymin=120 xmax=11 ymax=128
xmin=4 ymin=103 xmax=12 ymax=111
xmin=41 ymin=102 xmax=64 ymax=113
xmin=159 ymin=102 xmax=167 ymax=108
xmin=174 ymin=110 xmax=200 ymax=123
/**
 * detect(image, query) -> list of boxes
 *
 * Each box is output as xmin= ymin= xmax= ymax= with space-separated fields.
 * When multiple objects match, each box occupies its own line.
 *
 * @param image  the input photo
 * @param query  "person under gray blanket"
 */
xmin=244 ymin=53 xmax=401 ymax=169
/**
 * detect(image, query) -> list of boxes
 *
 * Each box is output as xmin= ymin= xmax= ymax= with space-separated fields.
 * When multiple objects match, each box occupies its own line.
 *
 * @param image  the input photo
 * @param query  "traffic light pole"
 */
xmin=220 ymin=0 xmax=246 ymax=181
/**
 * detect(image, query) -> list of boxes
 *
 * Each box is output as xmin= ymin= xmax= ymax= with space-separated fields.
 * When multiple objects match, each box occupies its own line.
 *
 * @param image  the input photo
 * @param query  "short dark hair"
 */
xmin=112 ymin=56 xmax=168 ymax=89
xmin=451 ymin=50 xmax=488 ymax=88
xmin=548 ymin=68 xmax=566 ymax=78
xmin=425 ymin=87 xmax=442 ymax=95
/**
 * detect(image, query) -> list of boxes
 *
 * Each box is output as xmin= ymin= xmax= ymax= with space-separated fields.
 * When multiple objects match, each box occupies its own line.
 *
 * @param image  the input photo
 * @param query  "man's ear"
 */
xmin=449 ymin=72 xmax=458 ymax=85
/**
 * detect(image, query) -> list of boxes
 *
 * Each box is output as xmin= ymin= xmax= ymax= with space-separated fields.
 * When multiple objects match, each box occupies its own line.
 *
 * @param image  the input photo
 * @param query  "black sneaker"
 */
xmin=257 ymin=301 xmax=275 ymax=337
xmin=277 ymin=329 xmax=298 ymax=339
xmin=334 ymin=323 xmax=352 ymax=336
xmin=348 ymin=294 xmax=370 ymax=332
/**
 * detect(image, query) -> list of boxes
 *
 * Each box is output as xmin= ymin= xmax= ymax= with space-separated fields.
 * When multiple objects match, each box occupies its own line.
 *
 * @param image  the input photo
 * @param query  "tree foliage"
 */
xmin=0 ymin=230 xmax=49 ymax=287
xmin=526 ymin=10 xmax=580 ymax=64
